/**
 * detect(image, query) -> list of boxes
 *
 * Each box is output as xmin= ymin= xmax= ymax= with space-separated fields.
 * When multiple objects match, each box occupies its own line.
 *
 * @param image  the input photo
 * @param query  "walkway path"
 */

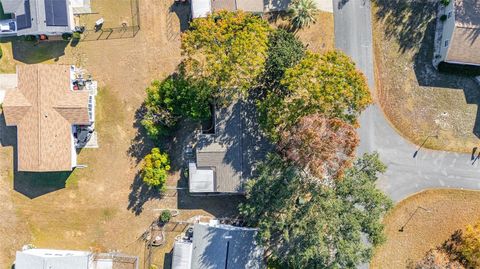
xmin=333 ymin=0 xmax=480 ymax=202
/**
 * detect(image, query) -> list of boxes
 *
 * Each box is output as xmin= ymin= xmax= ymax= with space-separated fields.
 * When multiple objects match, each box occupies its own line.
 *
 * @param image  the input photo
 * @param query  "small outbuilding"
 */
xmin=191 ymin=0 xmax=264 ymax=19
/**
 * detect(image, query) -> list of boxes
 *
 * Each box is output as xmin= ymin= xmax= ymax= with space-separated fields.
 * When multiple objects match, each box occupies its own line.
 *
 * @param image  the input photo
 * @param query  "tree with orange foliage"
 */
xmin=277 ymin=114 xmax=359 ymax=183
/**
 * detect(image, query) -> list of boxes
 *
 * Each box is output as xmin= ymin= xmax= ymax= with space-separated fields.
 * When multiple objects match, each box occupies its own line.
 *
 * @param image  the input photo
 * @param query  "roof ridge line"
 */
xmin=37 ymin=65 xmax=42 ymax=169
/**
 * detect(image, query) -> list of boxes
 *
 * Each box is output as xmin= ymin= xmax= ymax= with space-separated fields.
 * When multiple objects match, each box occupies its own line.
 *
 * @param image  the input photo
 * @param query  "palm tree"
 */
xmin=288 ymin=0 xmax=318 ymax=30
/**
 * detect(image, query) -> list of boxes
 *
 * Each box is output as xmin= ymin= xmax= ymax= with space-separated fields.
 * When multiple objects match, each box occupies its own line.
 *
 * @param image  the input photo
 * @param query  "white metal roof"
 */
xmin=172 ymin=241 xmax=193 ymax=269
xmin=191 ymin=0 xmax=211 ymax=18
xmin=189 ymin=162 xmax=215 ymax=192
xmin=15 ymin=249 xmax=91 ymax=269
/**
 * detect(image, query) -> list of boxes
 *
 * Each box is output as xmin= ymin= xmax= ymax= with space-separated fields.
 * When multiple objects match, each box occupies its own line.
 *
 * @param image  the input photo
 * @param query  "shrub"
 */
xmin=460 ymin=221 xmax=480 ymax=267
xmin=288 ymin=0 xmax=318 ymax=29
xmin=440 ymin=0 xmax=451 ymax=6
xmin=0 ymin=45 xmax=3 ymax=59
xmin=141 ymin=148 xmax=171 ymax=191
xmin=24 ymin=35 xmax=37 ymax=42
xmin=62 ymin=33 xmax=72 ymax=41
xmin=72 ymin=32 xmax=81 ymax=40
xmin=159 ymin=210 xmax=172 ymax=223
xmin=440 ymin=14 xmax=448 ymax=21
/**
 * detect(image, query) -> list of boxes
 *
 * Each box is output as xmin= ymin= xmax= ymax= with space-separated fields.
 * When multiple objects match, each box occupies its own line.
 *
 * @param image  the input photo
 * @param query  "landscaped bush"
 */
xmin=440 ymin=0 xmax=451 ymax=6
xmin=0 ymin=45 xmax=3 ymax=59
xmin=72 ymin=32 xmax=81 ymax=40
xmin=141 ymin=148 xmax=170 ymax=191
xmin=62 ymin=33 xmax=72 ymax=41
xmin=288 ymin=0 xmax=318 ymax=29
xmin=440 ymin=14 xmax=448 ymax=21
xmin=24 ymin=35 xmax=37 ymax=42
xmin=159 ymin=210 xmax=172 ymax=223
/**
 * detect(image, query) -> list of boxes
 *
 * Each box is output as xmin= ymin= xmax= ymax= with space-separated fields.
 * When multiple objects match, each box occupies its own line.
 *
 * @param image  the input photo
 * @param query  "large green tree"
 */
xmin=141 ymin=76 xmax=211 ymax=139
xmin=181 ymin=11 xmax=271 ymax=105
xmin=263 ymin=29 xmax=306 ymax=90
xmin=239 ymin=153 xmax=392 ymax=268
xmin=259 ymin=51 xmax=372 ymax=140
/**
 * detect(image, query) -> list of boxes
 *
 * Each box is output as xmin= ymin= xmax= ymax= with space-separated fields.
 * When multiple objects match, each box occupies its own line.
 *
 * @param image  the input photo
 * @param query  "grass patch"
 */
xmin=0 ymin=42 xmax=16 ymax=74
xmin=371 ymin=189 xmax=480 ymax=269
xmin=267 ymin=11 xmax=335 ymax=54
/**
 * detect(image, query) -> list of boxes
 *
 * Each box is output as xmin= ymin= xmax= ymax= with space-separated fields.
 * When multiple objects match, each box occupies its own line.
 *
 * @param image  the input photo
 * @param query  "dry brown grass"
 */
xmin=371 ymin=189 xmax=480 ymax=269
xmin=77 ymin=0 xmax=136 ymax=29
xmin=372 ymin=1 xmax=480 ymax=153
xmin=268 ymin=11 xmax=335 ymax=54
xmin=0 ymin=43 xmax=16 ymax=74
xmin=0 ymin=0 xmax=237 ymax=268
xmin=0 ymin=6 xmax=335 ymax=269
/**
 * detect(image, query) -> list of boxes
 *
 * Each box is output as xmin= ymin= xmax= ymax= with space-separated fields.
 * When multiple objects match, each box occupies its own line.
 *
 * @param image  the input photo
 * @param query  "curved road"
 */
xmin=333 ymin=0 xmax=480 ymax=202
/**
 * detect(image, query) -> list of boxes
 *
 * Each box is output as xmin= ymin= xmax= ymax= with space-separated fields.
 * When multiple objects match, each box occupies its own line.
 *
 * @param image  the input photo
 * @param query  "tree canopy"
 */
xmin=263 ymin=29 xmax=305 ymax=89
xmin=259 ymin=50 xmax=372 ymax=140
xmin=141 ymin=148 xmax=171 ymax=191
xmin=239 ymin=153 xmax=392 ymax=268
xmin=181 ymin=11 xmax=271 ymax=104
xmin=460 ymin=221 xmax=480 ymax=267
xmin=141 ymin=76 xmax=211 ymax=139
xmin=278 ymin=114 xmax=359 ymax=182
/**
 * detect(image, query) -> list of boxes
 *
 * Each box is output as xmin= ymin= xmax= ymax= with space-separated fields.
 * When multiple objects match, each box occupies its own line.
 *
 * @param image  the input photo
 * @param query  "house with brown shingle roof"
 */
xmin=435 ymin=0 xmax=480 ymax=67
xmin=2 ymin=64 xmax=96 ymax=172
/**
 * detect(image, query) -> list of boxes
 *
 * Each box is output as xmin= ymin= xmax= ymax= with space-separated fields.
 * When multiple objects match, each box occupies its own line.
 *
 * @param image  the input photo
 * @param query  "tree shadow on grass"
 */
xmin=127 ymin=169 xmax=164 ymax=216
xmin=373 ymin=0 xmax=436 ymax=54
xmin=13 ymin=171 xmax=71 ymax=199
xmin=127 ymin=103 xmax=154 ymax=165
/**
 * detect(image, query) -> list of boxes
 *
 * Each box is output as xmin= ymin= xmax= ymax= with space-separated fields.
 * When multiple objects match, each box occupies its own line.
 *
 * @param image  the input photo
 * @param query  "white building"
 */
xmin=434 ymin=0 xmax=480 ymax=67
xmin=15 ymin=248 xmax=139 ymax=269
xmin=190 ymin=0 xmax=264 ymax=19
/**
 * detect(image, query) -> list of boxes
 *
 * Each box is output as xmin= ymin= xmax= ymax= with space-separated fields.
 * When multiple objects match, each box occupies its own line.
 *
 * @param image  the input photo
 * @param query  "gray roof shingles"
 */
xmin=196 ymin=99 xmax=272 ymax=193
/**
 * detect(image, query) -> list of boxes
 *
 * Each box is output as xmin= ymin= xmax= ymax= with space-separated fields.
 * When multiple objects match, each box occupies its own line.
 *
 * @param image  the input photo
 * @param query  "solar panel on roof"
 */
xmin=44 ymin=0 xmax=68 ymax=26
xmin=16 ymin=0 xmax=32 ymax=30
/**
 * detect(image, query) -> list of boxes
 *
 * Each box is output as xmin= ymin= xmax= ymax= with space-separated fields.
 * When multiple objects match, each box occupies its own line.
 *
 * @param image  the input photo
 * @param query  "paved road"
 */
xmin=333 ymin=0 xmax=480 ymax=202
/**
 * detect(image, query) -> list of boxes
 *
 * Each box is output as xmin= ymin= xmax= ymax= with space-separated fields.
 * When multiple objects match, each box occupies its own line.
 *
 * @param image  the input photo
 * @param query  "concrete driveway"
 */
xmin=334 ymin=0 xmax=480 ymax=203
xmin=0 ymin=74 xmax=17 ymax=103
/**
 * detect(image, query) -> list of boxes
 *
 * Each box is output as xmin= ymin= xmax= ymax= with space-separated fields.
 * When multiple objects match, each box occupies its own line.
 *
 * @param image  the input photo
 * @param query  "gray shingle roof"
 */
xmin=194 ymin=99 xmax=272 ymax=193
